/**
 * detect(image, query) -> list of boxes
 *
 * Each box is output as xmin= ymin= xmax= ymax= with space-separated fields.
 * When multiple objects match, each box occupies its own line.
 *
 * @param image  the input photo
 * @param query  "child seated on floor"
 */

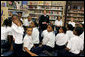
xmin=55 ymin=27 xmax=68 ymax=50
xmin=65 ymin=27 xmax=84 ymax=56
xmin=40 ymin=24 xmax=55 ymax=52
xmin=23 ymin=26 xmax=38 ymax=56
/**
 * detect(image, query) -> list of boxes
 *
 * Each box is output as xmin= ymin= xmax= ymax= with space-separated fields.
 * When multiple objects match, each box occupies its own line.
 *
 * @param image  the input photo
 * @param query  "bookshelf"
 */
xmin=28 ymin=1 xmax=66 ymax=25
xmin=66 ymin=1 xmax=84 ymax=24
xmin=6 ymin=1 xmax=66 ymax=25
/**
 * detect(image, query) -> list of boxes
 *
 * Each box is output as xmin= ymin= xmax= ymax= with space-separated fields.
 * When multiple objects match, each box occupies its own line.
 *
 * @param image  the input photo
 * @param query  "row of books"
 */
xmin=5 ymin=1 xmax=65 ymax=9
xmin=29 ymin=10 xmax=62 ymax=15
xmin=67 ymin=14 xmax=84 ymax=17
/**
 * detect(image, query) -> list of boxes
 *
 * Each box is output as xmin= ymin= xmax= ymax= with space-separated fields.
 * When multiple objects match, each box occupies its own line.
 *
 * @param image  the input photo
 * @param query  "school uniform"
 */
xmin=23 ymin=19 xmax=32 ymax=26
xmin=41 ymin=30 xmax=49 ymax=38
xmin=32 ymin=27 xmax=39 ymax=47
xmin=1 ymin=26 xmax=12 ymax=54
xmin=42 ymin=31 xmax=55 ymax=52
xmin=55 ymin=20 xmax=63 ymax=27
xmin=66 ymin=35 xmax=84 ymax=56
xmin=41 ymin=30 xmax=49 ymax=42
xmin=66 ymin=30 xmax=75 ymax=41
xmin=55 ymin=33 xmax=69 ymax=50
xmin=68 ymin=21 xmax=75 ymax=27
xmin=23 ymin=34 xmax=41 ymax=56
xmin=55 ymin=20 xmax=63 ymax=33
xmin=11 ymin=22 xmax=24 ymax=56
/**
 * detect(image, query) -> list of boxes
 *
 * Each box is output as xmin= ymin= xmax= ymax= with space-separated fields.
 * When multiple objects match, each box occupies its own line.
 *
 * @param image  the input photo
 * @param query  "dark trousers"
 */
xmin=13 ymin=43 xmax=23 ymax=56
xmin=58 ymin=49 xmax=80 ymax=56
xmin=55 ymin=45 xmax=66 ymax=50
xmin=39 ymin=29 xmax=43 ymax=42
xmin=56 ymin=27 xmax=60 ymax=34
xmin=1 ymin=40 xmax=10 ymax=54
xmin=23 ymin=45 xmax=53 ymax=56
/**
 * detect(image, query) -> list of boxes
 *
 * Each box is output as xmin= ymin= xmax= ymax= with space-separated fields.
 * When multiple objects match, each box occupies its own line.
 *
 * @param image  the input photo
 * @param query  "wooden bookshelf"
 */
xmin=27 ymin=1 xmax=66 ymax=25
xmin=7 ymin=1 xmax=66 ymax=25
xmin=66 ymin=1 xmax=84 ymax=24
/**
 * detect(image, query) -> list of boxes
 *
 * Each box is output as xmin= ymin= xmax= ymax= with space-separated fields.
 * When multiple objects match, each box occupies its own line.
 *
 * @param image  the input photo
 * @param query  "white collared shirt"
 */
xmin=32 ymin=27 xmax=39 ymax=44
xmin=66 ymin=30 xmax=75 ymax=41
xmin=23 ymin=34 xmax=34 ymax=51
xmin=11 ymin=22 xmax=24 ymax=44
xmin=23 ymin=19 xmax=32 ymax=26
xmin=68 ymin=21 xmax=75 ymax=27
xmin=67 ymin=35 xmax=84 ymax=54
xmin=55 ymin=33 xmax=69 ymax=46
xmin=42 ymin=31 xmax=55 ymax=48
xmin=55 ymin=20 xmax=63 ymax=26
xmin=1 ymin=26 xmax=12 ymax=40
xmin=41 ymin=30 xmax=49 ymax=38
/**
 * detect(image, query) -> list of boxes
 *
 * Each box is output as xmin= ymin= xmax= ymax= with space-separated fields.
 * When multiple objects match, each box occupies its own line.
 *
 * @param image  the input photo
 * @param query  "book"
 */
xmin=44 ymin=1 xmax=51 ymax=6
xmin=1 ymin=1 xmax=7 ymax=7
xmin=38 ymin=1 xmax=44 ymax=5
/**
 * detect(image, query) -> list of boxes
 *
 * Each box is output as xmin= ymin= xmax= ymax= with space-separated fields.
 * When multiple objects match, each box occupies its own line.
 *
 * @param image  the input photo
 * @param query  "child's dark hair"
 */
xmin=74 ymin=27 xmax=83 ymax=36
xmin=48 ymin=23 xmax=54 ymax=31
xmin=12 ymin=14 xmax=18 ymax=19
xmin=26 ymin=26 xmax=33 ymax=30
xmin=2 ymin=19 xmax=12 ymax=27
xmin=67 ymin=24 xmax=74 ymax=31
xmin=61 ymin=26 xmax=67 ymax=33
xmin=32 ymin=21 xmax=38 ymax=27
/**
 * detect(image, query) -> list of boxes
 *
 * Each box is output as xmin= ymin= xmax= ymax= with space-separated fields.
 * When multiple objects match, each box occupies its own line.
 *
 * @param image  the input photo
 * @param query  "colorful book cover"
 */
xmin=44 ymin=1 xmax=51 ymax=6
xmin=1 ymin=1 xmax=7 ymax=7
xmin=38 ymin=1 xmax=44 ymax=5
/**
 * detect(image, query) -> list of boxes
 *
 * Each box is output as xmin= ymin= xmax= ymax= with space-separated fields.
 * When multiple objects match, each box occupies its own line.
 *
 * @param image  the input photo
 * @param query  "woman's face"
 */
xmin=44 ymin=10 xmax=46 ymax=15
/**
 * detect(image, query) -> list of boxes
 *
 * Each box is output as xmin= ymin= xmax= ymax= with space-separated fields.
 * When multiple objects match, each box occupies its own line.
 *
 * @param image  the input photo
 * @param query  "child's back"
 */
xmin=56 ymin=33 xmax=68 ymax=46
xmin=66 ymin=30 xmax=74 ymax=40
xmin=67 ymin=35 xmax=83 ymax=54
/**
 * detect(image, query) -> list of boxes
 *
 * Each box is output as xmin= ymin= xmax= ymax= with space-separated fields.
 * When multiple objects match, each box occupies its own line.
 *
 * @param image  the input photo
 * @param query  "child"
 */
xmin=66 ymin=24 xmax=74 ymax=40
xmin=11 ymin=15 xmax=24 ymax=56
xmin=23 ymin=16 xmax=32 ymax=27
xmin=65 ymin=27 xmax=84 ymax=56
xmin=1 ymin=19 xmax=12 ymax=54
xmin=55 ymin=27 xmax=68 ymax=50
xmin=55 ymin=16 xmax=63 ymax=33
xmin=30 ymin=21 xmax=39 ymax=47
xmin=68 ymin=17 xmax=75 ymax=27
xmin=41 ymin=24 xmax=55 ymax=52
xmin=23 ymin=26 xmax=38 ymax=56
